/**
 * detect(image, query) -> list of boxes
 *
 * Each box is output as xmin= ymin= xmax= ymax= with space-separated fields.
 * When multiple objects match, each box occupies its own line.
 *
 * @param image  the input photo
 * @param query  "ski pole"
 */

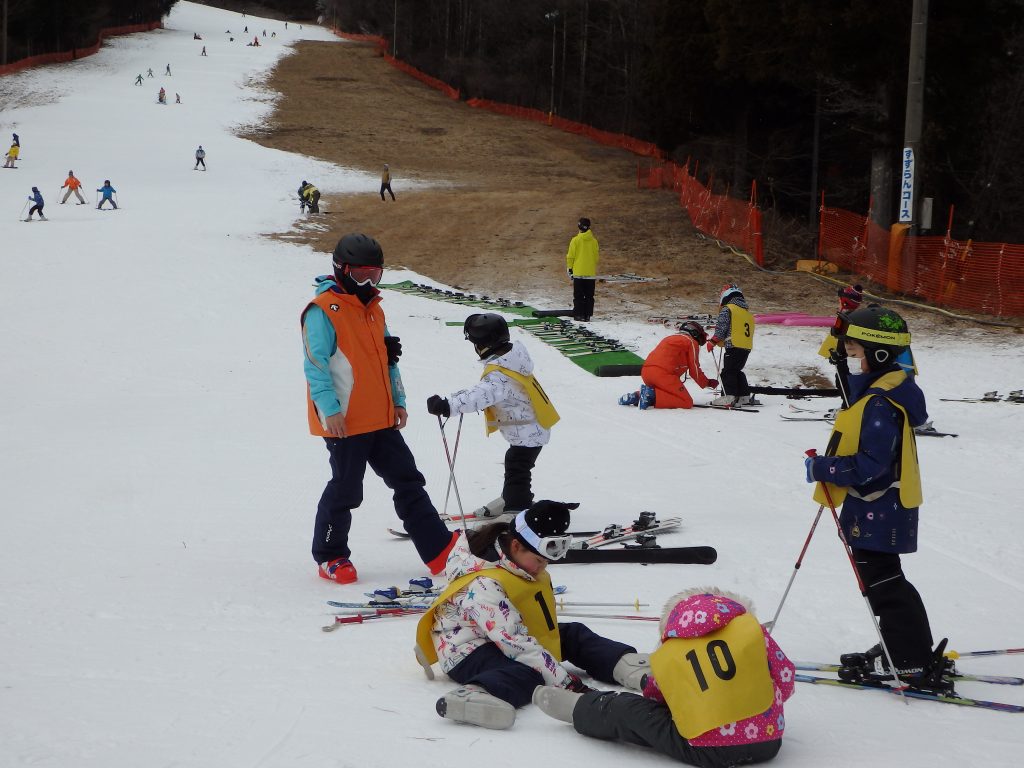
xmin=19 ymin=200 xmax=28 ymax=220
xmin=946 ymin=647 xmax=1024 ymax=660
xmin=437 ymin=413 xmax=468 ymax=534
xmin=558 ymin=611 xmax=659 ymax=622
xmin=810 ymin=449 xmax=908 ymax=702
xmin=322 ymin=608 xmax=423 ymax=631
xmin=556 ymin=599 xmax=649 ymax=610
xmin=439 ymin=413 xmax=463 ymax=520
xmin=765 ymin=504 xmax=826 ymax=633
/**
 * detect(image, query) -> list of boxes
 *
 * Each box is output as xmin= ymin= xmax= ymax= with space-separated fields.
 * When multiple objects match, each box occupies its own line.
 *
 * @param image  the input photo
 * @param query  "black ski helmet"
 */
xmin=678 ymin=320 xmax=708 ymax=345
xmin=332 ymin=233 xmax=384 ymax=271
xmin=837 ymin=304 xmax=911 ymax=370
xmin=578 ymin=217 xmax=591 ymax=232
xmin=463 ymin=313 xmax=511 ymax=358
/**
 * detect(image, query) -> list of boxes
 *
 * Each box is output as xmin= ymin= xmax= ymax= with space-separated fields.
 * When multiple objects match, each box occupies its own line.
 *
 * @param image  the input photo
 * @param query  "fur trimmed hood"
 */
xmin=659 ymin=586 xmax=757 ymax=641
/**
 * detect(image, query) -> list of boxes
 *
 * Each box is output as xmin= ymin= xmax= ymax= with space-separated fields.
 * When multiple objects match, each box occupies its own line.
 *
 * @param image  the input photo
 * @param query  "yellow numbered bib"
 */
xmin=649 ymin=613 xmax=773 ymax=738
xmin=481 ymin=364 xmax=560 ymax=435
xmin=415 ymin=566 xmax=561 ymax=664
xmin=812 ymin=370 xmax=922 ymax=508
xmin=726 ymin=304 xmax=755 ymax=350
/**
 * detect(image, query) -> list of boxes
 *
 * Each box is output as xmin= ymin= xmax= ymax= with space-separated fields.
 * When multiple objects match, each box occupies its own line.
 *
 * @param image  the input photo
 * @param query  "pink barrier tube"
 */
xmin=781 ymin=316 xmax=834 ymax=326
xmin=756 ymin=313 xmax=814 ymax=324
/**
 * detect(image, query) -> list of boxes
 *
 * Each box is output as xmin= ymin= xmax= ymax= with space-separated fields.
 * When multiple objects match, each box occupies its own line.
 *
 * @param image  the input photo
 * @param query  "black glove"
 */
xmin=426 ymin=395 xmax=450 ymax=417
xmin=384 ymin=335 xmax=402 ymax=365
xmin=564 ymin=672 xmax=597 ymax=694
xmin=828 ymin=347 xmax=846 ymax=365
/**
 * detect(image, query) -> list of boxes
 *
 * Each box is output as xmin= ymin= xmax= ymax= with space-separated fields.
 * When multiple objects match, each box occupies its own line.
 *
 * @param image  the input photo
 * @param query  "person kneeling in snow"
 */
xmin=426 ymin=313 xmax=558 ymax=521
xmin=418 ymin=501 xmax=649 ymax=730
xmin=534 ymin=588 xmax=795 ymax=766
xmin=620 ymin=321 xmax=718 ymax=410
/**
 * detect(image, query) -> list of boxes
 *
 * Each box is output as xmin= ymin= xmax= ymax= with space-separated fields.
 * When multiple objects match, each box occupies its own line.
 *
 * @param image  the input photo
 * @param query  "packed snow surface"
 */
xmin=1 ymin=3 xmax=1022 ymax=766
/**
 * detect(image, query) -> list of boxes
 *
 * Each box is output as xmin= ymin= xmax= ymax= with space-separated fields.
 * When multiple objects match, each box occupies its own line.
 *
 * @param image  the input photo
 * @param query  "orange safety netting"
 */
xmin=639 ymin=161 xmax=764 ymax=265
xmin=464 ymin=98 xmax=664 ymax=160
xmin=0 ymin=22 xmax=163 ymax=76
xmin=819 ymin=203 xmax=1024 ymax=317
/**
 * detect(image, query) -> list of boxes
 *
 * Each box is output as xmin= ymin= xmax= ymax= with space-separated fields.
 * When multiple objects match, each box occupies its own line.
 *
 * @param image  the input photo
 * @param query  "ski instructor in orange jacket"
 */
xmin=620 ymin=321 xmax=718 ymax=409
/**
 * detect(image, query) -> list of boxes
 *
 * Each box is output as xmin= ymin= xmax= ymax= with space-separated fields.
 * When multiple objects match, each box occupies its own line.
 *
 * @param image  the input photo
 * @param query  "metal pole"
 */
xmin=549 ymin=18 xmax=556 ymax=119
xmin=902 ymin=0 xmax=929 ymax=231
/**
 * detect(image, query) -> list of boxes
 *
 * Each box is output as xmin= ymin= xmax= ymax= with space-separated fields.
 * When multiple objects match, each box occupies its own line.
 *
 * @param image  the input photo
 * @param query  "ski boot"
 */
xmin=638 ymin=385 xmax=656 ymax=410
xmin=838 ymin=639 xmax=955 ymax=695
xmin=711 ymin=394 xmax=737 ymax=407
xmin=437 ymin=685 xmax=516 ymax=729
xmin=618 ymin=390 xmax=640 ymax=407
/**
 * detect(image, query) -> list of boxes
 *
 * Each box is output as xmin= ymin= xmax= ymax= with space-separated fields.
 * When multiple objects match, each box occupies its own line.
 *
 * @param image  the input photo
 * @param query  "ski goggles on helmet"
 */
xmin=334 ymin=262 xmax=384 ymax=287
xmin=513 ymin=511 xmax=573 ymax=560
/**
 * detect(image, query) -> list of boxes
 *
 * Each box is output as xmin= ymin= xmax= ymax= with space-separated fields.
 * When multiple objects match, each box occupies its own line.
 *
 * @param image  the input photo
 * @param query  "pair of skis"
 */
xmin=940 ymin=390 xmax=1023 ymax=403
xmin=389 ymin=512 xmax=717 ymax=565
xmin=781 ymin=404 xmax=959 ymax=437
xmin=794 ymin=659 xmax=1024 ymax=713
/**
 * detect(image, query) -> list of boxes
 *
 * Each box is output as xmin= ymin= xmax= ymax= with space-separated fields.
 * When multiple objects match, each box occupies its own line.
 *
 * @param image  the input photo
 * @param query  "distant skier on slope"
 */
xmin=194 ymin=145 xmax=206 ymax=170
xmin=534 ymin=588 xmax=795 ymax=766
xmin=426 ymin=313 xmax=558 ymax=522
xmin=25 ymin=187 xmax=46 ymax=220
xmin=60 ymin=171 xmax=87 ymax=204
xmin=97 ymin=180 xmax=117 ymax=209
xmin=299 ymin=181 xmax=320 ymax=213
xmin=419 ymin=501 xmax=649 ymax=731
xmin=619 ymin=321 xmax=718 ymax=410
xmin=3 ymin=140 xmax=19 ymax=168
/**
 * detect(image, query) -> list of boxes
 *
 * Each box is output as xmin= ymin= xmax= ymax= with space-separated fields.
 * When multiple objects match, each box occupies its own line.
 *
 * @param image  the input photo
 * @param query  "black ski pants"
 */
xmin=720 ymin=347 xmax=750 ymax=398
xmin=380 ymin=181 xmax=395 ymax=201
xmin=502 ymin=445 xmax=542 ymax=512
xmin=572 ymin=691 xmax=782 ymax=767
xmin=447 ymin=622 xmax=636 ymax=708
xmin=313 ymin=429 xmax=451 ymax=566
xmin=572 ymin=277 xmax=595 ymax=320
xmin=854 ymin=548 xmax=934 ymax=669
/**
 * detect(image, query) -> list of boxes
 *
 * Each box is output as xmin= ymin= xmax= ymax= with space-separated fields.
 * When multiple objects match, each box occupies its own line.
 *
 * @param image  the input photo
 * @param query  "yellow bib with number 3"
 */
xmin=649 ymin=613 xmax=773 ymax=738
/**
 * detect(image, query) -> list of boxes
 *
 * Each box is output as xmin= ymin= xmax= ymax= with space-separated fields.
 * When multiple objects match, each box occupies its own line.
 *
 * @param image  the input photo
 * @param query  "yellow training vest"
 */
xmin=726 ymin=304 xmax=755 ymax=350
xmin=812 ymin=370 xmax=922 ymax=508
xmin=818 ymin=334 xmax=838 ymax=360
xmin=415 ymin=567 xmax=562 ymax=664
xmin=649 ymin=613 xmax=773 ymax=739
xmin=480 ymin=364 xmax=560 ymax=435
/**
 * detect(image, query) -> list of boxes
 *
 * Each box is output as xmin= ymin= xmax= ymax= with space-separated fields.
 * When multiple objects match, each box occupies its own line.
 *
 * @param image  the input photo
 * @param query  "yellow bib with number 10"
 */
xmin=649 ymin=612 xmax=773 ymax=738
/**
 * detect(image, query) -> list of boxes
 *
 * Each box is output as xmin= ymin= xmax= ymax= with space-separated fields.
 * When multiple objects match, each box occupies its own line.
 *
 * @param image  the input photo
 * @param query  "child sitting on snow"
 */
xmin=534 ymin=588 xmax=795 ymax=766
xmin=426 ymin=313 xmax=558 ymax=520
xmin=416 ymin=501 xmax=649 ymax=730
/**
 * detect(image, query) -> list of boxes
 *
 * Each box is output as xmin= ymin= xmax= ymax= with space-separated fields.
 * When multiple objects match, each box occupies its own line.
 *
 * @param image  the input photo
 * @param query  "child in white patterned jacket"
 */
xmin=414 ymin=501 xmax=650 ymax=730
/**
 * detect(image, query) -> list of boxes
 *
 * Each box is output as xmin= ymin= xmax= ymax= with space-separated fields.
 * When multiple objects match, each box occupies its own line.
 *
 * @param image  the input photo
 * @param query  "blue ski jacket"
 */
xmin=809 ymin=367 xmax=928 ymax=553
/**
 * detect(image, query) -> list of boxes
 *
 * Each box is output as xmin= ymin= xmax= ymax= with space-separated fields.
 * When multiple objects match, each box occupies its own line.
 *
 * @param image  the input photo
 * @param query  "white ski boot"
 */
xmin=612 ymin=652 xmax=651 ymax=690
xmin=437 ymin=685 xmax=516 ymax=729
xmin=532 ymin=685 xmax=582 ymax=724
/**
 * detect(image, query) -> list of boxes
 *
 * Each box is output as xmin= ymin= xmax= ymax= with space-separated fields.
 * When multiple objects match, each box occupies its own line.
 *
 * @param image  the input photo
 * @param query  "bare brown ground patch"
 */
xmin=245 ymin=38 xmax=1019 ymax=338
